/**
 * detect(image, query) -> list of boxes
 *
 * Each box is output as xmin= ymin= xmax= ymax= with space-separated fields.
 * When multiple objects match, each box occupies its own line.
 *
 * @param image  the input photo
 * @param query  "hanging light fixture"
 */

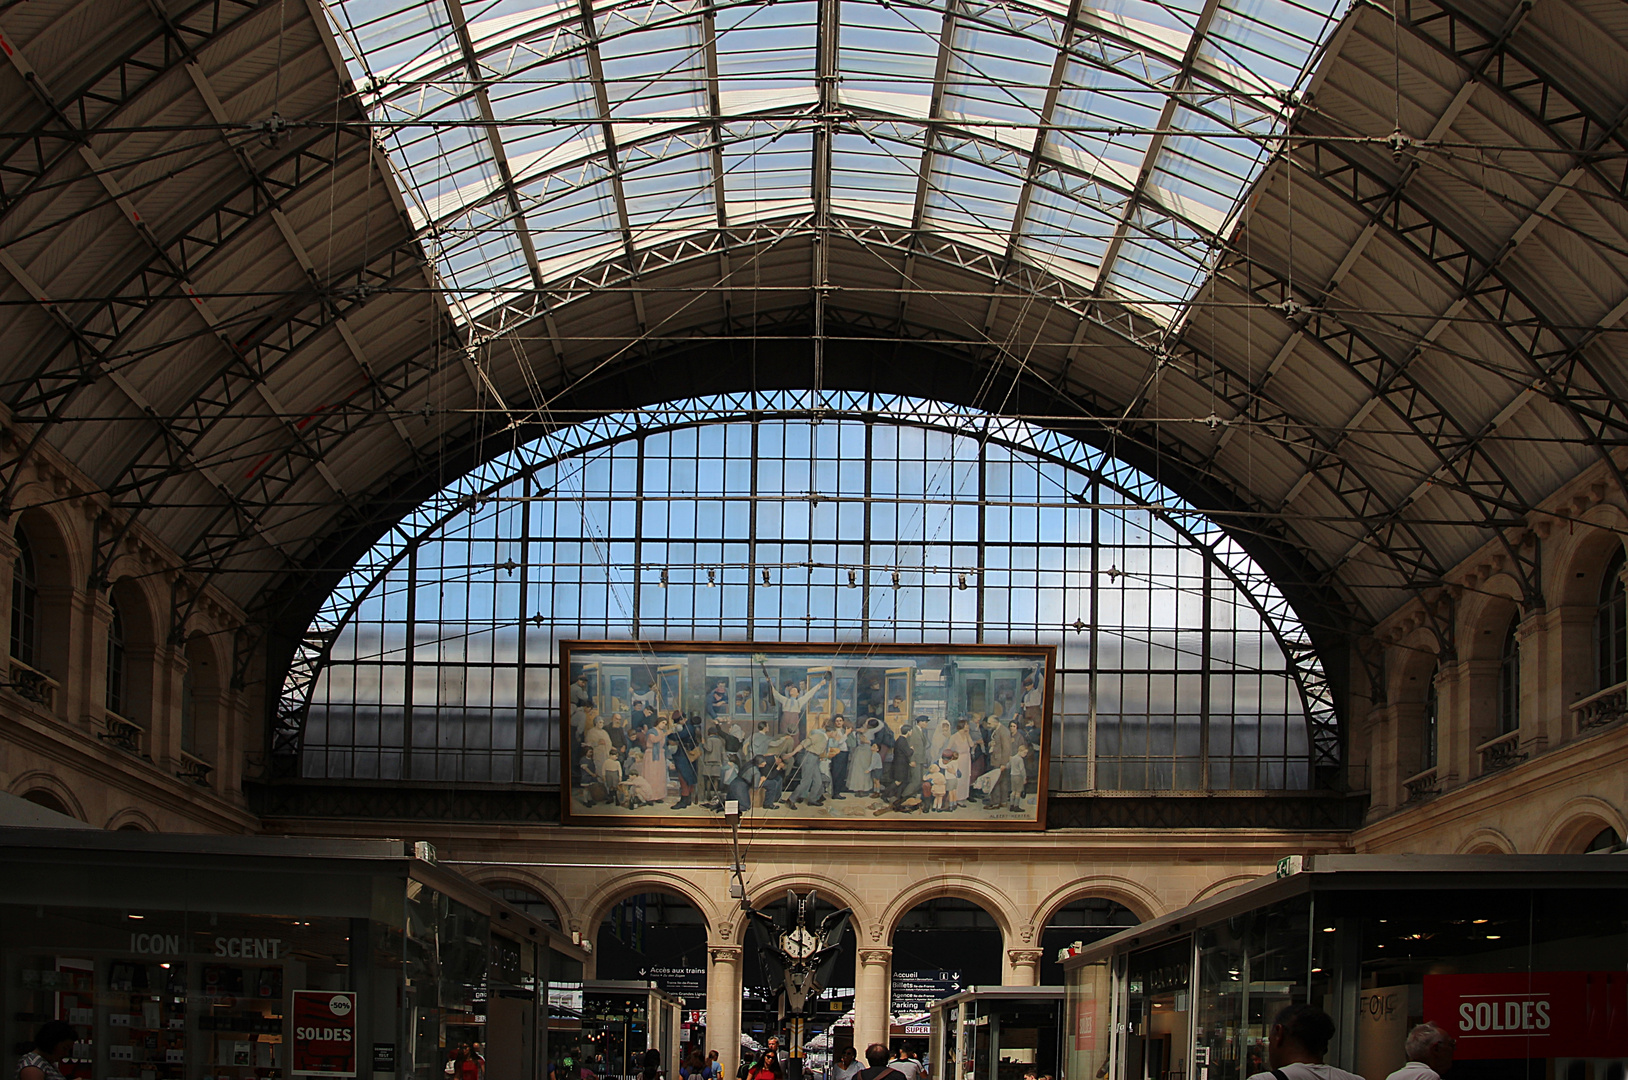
xmin=707 ymin=568 xmax=717 ymax=587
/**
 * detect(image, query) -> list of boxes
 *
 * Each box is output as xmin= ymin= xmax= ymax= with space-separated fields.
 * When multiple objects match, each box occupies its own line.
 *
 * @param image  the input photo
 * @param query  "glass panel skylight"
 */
xmin=323 ymin=0 xmax=1344 ymax=330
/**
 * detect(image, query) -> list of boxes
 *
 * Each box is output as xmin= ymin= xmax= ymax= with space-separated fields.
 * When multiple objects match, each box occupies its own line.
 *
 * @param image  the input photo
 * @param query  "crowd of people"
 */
xmin=569 ymin=669 xmax=1044 ymax=819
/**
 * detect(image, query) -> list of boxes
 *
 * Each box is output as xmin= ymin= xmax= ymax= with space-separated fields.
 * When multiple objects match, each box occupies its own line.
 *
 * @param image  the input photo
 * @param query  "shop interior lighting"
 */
xmin=1472 ymin=919 xmax=1488 ymax=924
xmin=1321 ymin=926 xmax=1335 ymax=932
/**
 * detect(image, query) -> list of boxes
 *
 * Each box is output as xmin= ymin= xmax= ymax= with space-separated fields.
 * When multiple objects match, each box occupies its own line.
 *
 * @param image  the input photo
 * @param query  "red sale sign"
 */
xmin=1423 ymin=972 xmax=1628 ymax=1060
xmin=291 ymin=991 xmax=358 ymax=1077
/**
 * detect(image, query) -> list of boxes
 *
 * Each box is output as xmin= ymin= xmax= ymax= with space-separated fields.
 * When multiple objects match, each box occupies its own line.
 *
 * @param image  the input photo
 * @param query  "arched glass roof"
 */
xmin=322 ymin=0 xmax=1345 ymax=329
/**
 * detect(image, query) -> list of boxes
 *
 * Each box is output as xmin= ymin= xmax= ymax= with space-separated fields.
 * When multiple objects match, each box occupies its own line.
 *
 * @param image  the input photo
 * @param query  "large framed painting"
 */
xmin=560 ymin=640 xmax=1054 ymax=829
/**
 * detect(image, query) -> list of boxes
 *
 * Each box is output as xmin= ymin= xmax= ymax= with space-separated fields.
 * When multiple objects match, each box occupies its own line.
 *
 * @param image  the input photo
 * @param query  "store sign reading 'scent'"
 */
xmin=292 ymin=991 xmax=358 ymax=1077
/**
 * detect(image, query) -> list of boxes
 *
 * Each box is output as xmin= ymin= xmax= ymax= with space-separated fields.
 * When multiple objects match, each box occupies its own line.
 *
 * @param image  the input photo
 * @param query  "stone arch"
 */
xmin=11 ymin=499 xmax=84 ymax=592
xmin=462 ymin=867 xmax=576 ymax=930
xmin=731 ymin=872 xmax=873 ymax=944
xmin=1027 ymin=877 xmax=1162 ymax=942
xmin=1455 ymin=827 xmax=1516 ymax=854
xmin=581 ymin=872 xmax=720 ymax=943
xmin=105 ymin=807 xmax=160 ymax=832
xmin=879 ymin=875 xmax=1019 ymax=948
xmin=1188 ymin=873 xmax=1264 ymax=905
xmin=1547 ymin=505 xmax=1628 ymax=608
xmin=1537 ymin=796 xmax=1628 ymax=854
xmin=1458 ymin=576 xmax=1523 ymax=662
xmin=10 ymin=771 xmax=87 ymax=821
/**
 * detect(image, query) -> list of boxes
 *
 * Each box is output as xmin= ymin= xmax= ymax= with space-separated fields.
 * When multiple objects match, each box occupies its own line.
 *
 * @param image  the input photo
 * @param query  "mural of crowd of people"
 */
xmin=561 ymin=642 xmax=1052 ymax=828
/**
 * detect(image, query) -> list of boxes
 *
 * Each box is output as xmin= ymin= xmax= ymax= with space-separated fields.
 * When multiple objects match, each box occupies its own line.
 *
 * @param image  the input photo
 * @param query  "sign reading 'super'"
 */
xmin=1424 ymin=972 xmax=1628 ymax=1059
xmin=292 ymin=991 xmax=358 ymax=1077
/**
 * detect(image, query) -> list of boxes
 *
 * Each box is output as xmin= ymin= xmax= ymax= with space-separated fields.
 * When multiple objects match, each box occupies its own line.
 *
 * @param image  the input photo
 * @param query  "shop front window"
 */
xmin=2 ymin=902 xmax=353 ymax=1080
xmin=405 ymin=882 xmax=492 ymax=1080
xmin=1193 ymin=897 xmax=1311 ymax=1080
xmin=1125 ymin=941 xmax=1192 ymax=1080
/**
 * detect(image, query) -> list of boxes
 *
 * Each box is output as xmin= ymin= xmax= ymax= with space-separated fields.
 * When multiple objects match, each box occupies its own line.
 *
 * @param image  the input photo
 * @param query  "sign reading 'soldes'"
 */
xmin=560 ymin=641 xmax=1054 ymax=830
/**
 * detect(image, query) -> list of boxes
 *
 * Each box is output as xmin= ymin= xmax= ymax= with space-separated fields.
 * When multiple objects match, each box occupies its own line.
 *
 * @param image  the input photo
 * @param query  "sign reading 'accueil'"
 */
xmin=291 ymin=991 xmax=357 ymax=1077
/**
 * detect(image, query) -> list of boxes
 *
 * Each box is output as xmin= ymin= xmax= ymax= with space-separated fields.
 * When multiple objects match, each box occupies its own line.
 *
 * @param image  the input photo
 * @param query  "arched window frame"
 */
xmin=10 ymin=530 xmax=38 ymax=670
xmin=1423 ymin=664 xmax=1440 ymax=772
xmin=1597 ymin=547 xmax=1627 ymax=691
xmin=107 ymin=597 xmax=128 ymax=718
xmin=279 ymin=393 xmax=1341 ymax=791
xmin=1497 ymin=613 xmax=1520 ymax=737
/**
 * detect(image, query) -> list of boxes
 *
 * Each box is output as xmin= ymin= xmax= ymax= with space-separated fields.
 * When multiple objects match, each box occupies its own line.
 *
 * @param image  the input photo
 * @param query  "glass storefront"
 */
xmin=0 ymin=830 xmax=585 ymax=1080
xmin=547 ymin=983 xmax=680 ymax=1080
xmin=930 ymin=989 xmax=1064 ymax=1080
xmin=1064 ymin=856 xmax=1628 ymax=1080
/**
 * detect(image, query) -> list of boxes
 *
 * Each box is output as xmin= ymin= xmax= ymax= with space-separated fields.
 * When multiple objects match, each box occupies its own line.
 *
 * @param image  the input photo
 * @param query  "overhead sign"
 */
xmin=890 ymin=970 xmax=963 ymax=1011
xmin=292 ymin=991 xmax=357 ymax=1077
xmin=1424 ymin=972 xmax=1628 ymax=1059
xmin=639 ymin=965 xmax=706 ymax=999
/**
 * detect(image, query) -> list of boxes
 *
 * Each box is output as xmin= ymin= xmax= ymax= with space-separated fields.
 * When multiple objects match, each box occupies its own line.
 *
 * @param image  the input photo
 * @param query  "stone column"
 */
xmin=855 ymin=947 xmax=892 ymax=1050
xmin=707 ymin=944 xmax=743 ymax=1080
xmin=1004 ymin=948 xmax=1043 ymax=986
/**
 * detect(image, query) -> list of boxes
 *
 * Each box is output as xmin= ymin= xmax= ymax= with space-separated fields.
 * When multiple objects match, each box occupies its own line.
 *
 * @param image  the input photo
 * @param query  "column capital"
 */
xmin=1006 ymin=948 xmax=1044 ymax=966
xmin=858 ymin=947 xmax=892 ymax=967
xmin=709 ymin=945 xmax=743 ymax=965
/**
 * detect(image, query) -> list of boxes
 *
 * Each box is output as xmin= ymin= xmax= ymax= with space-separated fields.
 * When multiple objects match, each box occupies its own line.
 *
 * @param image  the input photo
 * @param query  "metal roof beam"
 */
xmin=0 ymin=40 xmax=352 ymax=504
xmin=1395 ymin=0 xmax=1628 ymax=217
xmin=896 ymin=0 xmax=961 ymax=329
xmin=1090 ymin=0 xmax=1225 ymax=314
xmin=981 ymin=0 xmax=1086 ymax=336
xmin=0 ymin=250 xmax=296 ymax=564
xmin=158 ymin=15 xmax=424 ymax=464
xmin=574 ymin=0 xmax=651 ymax=334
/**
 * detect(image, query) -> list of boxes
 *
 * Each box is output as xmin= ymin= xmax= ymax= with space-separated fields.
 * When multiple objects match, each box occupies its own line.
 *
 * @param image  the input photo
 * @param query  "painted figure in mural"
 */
xmin=766 ymin=673 xmax=828 ymax=739
xmin=565 ymin=646 xmax=1049 ymax=825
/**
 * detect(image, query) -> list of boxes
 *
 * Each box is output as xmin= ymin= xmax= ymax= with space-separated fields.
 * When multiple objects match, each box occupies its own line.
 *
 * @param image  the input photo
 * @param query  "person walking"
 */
xmin=1244 ymin=1005 xmax=1365 ymax=1080
xmin=889 ymin=1048 xmax=922 ymax=1080
xmin=854 ymin=1045 xmax=902 ymax=1080
xmin=743 ymin=1049 xmax=782 ymax=1080
xmin=829 ymin=1048 xmax=861 ymax=1080
xmin=1383 ymin=1023 xmax=1455 ymax=1080
xmin=16 ymin=1021 xmax=75 ymax=1080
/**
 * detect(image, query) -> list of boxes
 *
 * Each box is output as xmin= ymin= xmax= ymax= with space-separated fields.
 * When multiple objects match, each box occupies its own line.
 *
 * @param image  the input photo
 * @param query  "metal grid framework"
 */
xmin=325 ymin=0 xmax=1341 ymax=330
xmin=290 ymin=391 xmax=1335 ymax=790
